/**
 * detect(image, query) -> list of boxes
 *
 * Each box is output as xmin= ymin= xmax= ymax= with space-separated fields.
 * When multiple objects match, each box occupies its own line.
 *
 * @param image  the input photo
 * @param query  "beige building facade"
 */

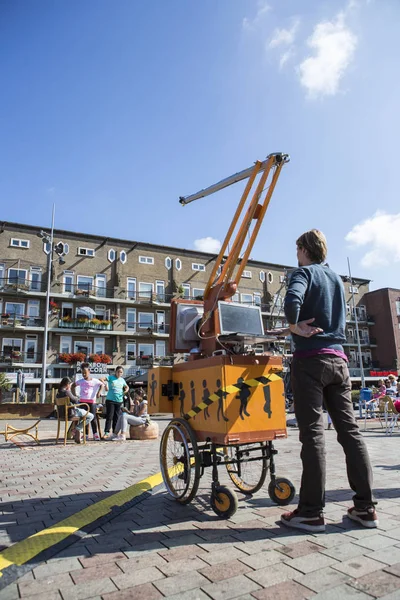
xmin=0 ymin=221 xmax=376 ymax=396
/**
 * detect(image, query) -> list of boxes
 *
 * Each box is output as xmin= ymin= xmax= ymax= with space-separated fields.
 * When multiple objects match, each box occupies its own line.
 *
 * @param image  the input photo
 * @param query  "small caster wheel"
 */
xmin=268 ymin=477 xmax=295 ymax=506
xmin=211 ymin=485 xmax=238 ymax=519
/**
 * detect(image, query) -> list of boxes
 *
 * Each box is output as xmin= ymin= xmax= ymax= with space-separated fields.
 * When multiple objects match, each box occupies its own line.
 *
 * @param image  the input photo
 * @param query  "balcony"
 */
xmin=1 ymin=314 xmax=44 ymax=329
xmin=123 ymin=290 xmax=173 ymax=305
xmin=0 ymin=351 xmax=43 ymax=364
xmin=125 ymin=323 xmax=170 ymax=336
xmin=0 ymin=277 xmax=46 ymax=294
xmin=344 ymin=336 xmax=371 ymax=346
xmin=51 ymin=282 xmax=114 ymax=299
xmin=128 ymin=355 xmax=174 ymax=367
xmin=57 ymin=318 xmax=112 ymax=330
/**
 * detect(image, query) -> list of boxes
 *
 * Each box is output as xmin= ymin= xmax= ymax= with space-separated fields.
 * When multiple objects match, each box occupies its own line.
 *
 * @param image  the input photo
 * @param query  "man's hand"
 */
xmin=289 ymin=318 xmax=323 ymax=338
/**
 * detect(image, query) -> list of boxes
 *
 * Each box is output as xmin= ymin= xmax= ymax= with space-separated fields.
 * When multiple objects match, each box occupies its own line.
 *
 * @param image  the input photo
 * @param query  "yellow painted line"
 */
xmin=0 ymin=470 xmax=164 ymax=577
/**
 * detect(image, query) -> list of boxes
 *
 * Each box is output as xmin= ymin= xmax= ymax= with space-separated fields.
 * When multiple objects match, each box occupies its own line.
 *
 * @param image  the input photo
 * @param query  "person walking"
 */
xmin=72 ymin=363 xmax=106 ymax=441
xmin=280 ymin=229 xmax=377 ymax=532
xmin=102 ymin=366 xmax=129 ymax=439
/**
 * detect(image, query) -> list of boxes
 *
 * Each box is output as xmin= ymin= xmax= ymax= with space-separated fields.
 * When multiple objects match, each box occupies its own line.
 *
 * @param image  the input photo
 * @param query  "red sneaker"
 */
xmin=281 ymin=509 xmax=325 ymax=532
xmin=347 ymin=506 xmax=379 ymax=528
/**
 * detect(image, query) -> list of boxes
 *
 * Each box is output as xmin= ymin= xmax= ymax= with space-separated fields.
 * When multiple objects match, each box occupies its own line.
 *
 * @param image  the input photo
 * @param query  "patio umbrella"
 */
xmin=78 ymin=306 xmax=96 ymax=318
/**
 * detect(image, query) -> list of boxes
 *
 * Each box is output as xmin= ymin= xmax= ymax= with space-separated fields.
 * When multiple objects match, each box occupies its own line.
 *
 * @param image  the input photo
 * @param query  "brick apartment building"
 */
xmin=364 ymin=287 xmax=400 ymax=373
xmin=0 ymin=221 xmax=377 ymax=398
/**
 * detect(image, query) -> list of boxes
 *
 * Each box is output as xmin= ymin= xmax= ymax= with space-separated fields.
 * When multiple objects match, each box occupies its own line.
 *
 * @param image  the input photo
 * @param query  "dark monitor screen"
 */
xmin=218 ymin=301 xmax=264 ymax=335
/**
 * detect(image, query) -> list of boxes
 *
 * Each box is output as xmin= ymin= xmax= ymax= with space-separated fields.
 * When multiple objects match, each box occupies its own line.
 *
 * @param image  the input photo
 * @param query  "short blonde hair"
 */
xmin=296 ymin=229 xmax=327 ymax=264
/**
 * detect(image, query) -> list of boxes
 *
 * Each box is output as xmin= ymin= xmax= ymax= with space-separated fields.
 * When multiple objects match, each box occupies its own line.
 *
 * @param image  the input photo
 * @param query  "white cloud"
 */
xmin=345 ymin=211 xmax=400 ymax=268
xmin=298 ymin=10 xmax=357 ymax=98
xmin=194 ymin=237 xmax=222 ymax=254
xmin=279 ymin=47 xmax=295 ymax=69
xmin=269 ymin=20 xmax=299 ymax=48
xmin=243 ymin=1 xmax=271 ymax=31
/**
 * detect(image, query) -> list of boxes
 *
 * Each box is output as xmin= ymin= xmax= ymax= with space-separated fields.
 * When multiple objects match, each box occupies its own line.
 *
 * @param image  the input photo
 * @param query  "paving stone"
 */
xmin=252 ymin=580 xmax=316 ymax=599
xmin=199 ymin=558 xmax=253 ymax=582
xmin=70 ymin=562 xmax=122 ymax=584
xmin=59 ymin=577 xmax=117 ymax=600
xmin=200 ymin=546 xmax=248 ymax=566
xmin=354 ymin=535 xmax=400 ymax=551
xmin=239 ymin=549 xmax=286 ymax=569
xmin=0 ymin=583 xmax=19 ymax=600
xmin=201 ymin=573 xmax=261 ymax=600
xmin=153 ymin=571 xmax=210 ymax=597
xmin=286 ymin=552 xmax=339 ymax=574
xmin=111 ymin=566 xmax=165 ymax=590
xmin=158 ymin=556 xmax=209 ymax=577
xmin=310 ymin=583 xmax=374 ymax=599
xmin=277 ymin=540 xmax=325 ymax=559
xmin=234 ymin=538 xmax=283 ymax=555
xmin=365 ymin=546 xmax=400 ymax=566
xmin=102 ymin=583 xmax=163 ymax=600
xmin=33 ymin=558 xmax=82 ymax=580
xmin=384 ymin=563 xmax=400 ymax=578
xmin=19 ymin=593 xmax=62 ymax=600
xmin=349 ymin=569 xmax=400 ymax=597
xmin=322 ymin=543 xmax=368 ymax=562
xmin=332 ymin=555 xmax=385 ymax=578
xmin=18 ymin=573 xmax=73 ymax=597
xmin=164 ymin=590 xmax=211 ymax=600
xmin=247 ymin=562 xmax=302 ymax=587
xmin=158 ymin=544 xmax=207 ymax=562
xmin=117 ymin=553 xmax=167 ymax=572
xmin=294 ymin=567 xmax=352 ymax=593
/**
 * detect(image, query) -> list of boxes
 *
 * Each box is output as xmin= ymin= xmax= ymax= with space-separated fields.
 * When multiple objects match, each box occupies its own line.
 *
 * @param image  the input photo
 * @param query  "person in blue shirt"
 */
xmin=102 ymin=367 xmax=129 ymax=438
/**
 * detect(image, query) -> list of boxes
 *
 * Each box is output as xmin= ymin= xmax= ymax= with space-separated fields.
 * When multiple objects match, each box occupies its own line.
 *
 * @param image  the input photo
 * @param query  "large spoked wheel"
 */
xmin=268 ymin=477 xmax=296 ymax=506
xmin=224 ymin=443 xmax=268 ymax=495
xmin=211 ymin=485 xmax=238 ymax=519
xmin=160 ymin=418 xmax=201 ymax=505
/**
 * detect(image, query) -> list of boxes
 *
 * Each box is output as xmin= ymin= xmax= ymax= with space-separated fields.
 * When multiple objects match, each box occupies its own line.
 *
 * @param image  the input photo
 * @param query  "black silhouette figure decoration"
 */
xmin=216 ymin=378 xmax=229 ymax=422
xmin=202 ymin=379 xmax=210 ymax=420
xmin=190 ymin=380 xmax=196 ymax=420
xmin=263 ymin=384 xmax=272 ymax=418
xmin=235 ymin=377 xmax=252 ymax=420
xmin=149 ymin=373 xmax=157 ymax=406
xmin=178 ymin=382 xmax=186 ymax=417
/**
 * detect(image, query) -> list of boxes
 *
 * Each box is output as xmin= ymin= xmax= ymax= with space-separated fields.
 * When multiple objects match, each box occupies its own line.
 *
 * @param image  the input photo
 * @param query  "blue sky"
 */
xmin=1 ymin=0 xmax=399 ymax=289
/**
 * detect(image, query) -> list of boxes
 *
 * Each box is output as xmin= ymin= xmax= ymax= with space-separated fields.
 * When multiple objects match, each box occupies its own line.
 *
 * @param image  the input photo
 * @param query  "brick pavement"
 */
xmin=1 ymin=416 xmax=400 ymax=599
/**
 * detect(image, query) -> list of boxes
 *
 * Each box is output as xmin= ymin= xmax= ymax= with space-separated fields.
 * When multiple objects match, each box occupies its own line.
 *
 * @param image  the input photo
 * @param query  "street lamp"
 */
xmin=37 ymin=206 xmax=66 ymax=403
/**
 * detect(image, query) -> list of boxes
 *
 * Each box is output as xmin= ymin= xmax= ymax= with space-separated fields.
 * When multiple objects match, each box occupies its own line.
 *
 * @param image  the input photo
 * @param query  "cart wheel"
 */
xmin=160 ymin=418 xmax=200 ymax=505
xmin=224 ymin=443 xmax=268 ymax=495
xmin=268 ymin=477 xmax=295 ymax=506
xmin=211 ymin=485 xmax=238 ymax=519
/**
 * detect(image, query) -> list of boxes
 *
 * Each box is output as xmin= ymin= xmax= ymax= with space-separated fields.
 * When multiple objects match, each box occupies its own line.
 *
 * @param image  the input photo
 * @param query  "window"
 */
xmin=192 ymin=263 xmax=205 ymax=271
xmin=126 ymin=308 xmax=136 ymax=331
xmin=156 ymin=281 xmax=165 ymax=302
xmin=60 ymin=336 xmax=72 ymax=354
xmin=77 ymin=275 xmax=93 ymax=293
xmin=127 ymin=278 xmax=136 ymax=300
xmin=43 ymin=241 xmax=51 ymax=254
xmin=241 ymin=294 xmax=253 ymax=305
xmin=30 ymin=268 xmax=42 ymax=291
xmin=267 ymin=272 xmax=273 ymax=284
xmin=95 ymin=274 xmax=106 ymax=298
xmin=61 ymin=303 xmax=73 ymax=319
xmin=156 ymin=310 xmax=165 ymax=332
xmin=8 ymin=268 xmax=27 ymax=286
xmin=94 ymin=338 xmax=105 ymax=355
xmin=63 ymin=271 xmax=74 ymax=293
xmin=108 ymin=249 xmax=116 ymax=262
xmin=165 ymin=257 xmax=172 ymax=270
xmin=5 ymin=302 xmax=24 ymax=316
xmin=126 ymin=341 xmax=136 ymax=362
xmin=25 ymin=336 xmax=37 ymax=362
xmin=119 ymin=250 xmax=127 ymax=264
xmin=182 ymin=284 xmax=191 ymax=299
xmin=27 ymin=300 xmax=40 ymax=318
xmin=94 ymin=305 xmax=107 ymax=319
xmin=10 ymin=238 xmax=30 ymax=248
xmin=0 ymin=264 xmax=4 ymax=287
xmin=139 ymin=256 xmax=154 ymax=265
xmin=346 ymin=304 xmax=351 ymax=315
xmin=138 ymin=312 xmax=154 ymax=329
xmin=2 ymin=338 xmax=23 ymax=355
xmin=349 ymin=285 xmax=359 ymax=294
xmin=193 ymin=288 xmax=205 ymax=299
xmin=280 ymin=275 xmax=285 ymax=283
xmin=242 ymin=270 xmax=252 ymax=279
xmin=62 ymin=242 xmax=69 ymax=255
xmin=138 ymin=343 xmax=154 ymax=358
xmin=175 ymin=258 xmax=182 ymax=271
xmin=259 ymin=271 xmax=265 ymax=283
xmin=274 ymin=294 xmax=283 ymax=309
xmin=396 ymin=300 xmax=400 ymax=316
xmin=156 ymin=341 xmax=166 ymax=357
xmin=74 ymin=341 xmax=92 ymax=355
xmin=78 ymin=247 xmax=95 ymax=257
xmin=348 ymin=328 xmax=354 ymax=338
xmin=139 ymin=282 xmax=153 ymax=300
xmin=232 ymin=292 xmax=240 ymax=303
xmin=254 ymin=293 xmax=261 ymax=306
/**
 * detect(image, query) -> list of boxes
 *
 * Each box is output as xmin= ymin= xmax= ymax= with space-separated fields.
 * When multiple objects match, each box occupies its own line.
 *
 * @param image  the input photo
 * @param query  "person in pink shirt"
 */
xmin=72 ymin=363 xmax=106 ymax=441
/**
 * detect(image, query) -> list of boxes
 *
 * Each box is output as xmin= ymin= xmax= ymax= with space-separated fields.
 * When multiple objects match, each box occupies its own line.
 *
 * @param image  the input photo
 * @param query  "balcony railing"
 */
xmin=0 ymin=277 xmax=47 ymax=293
xmin=124 ymin=290 xmax=173 ymax=304
xmin=58 ymin=318 xmax=112 ymax=330
xmin=125 ymin=323 xmax=170 ymax=335
xmin=52 ymin=282 xmax=114 ymax=299
xmin=1 ymin=314 xmax=44 ymax=328
xmin=127 ymin=355 xmax=174 ymax=367
xmin=0 ymin=351 xmax=43 ymax=364
xmin=345 ymin=337 xmax=371 ymax=346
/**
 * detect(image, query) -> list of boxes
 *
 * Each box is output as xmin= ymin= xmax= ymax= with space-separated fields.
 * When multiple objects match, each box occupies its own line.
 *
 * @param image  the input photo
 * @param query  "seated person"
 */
xmin=110 ymin=393 xmax=150 ymax=442
xmin=56 ymin=377 xmax=94 ymax=444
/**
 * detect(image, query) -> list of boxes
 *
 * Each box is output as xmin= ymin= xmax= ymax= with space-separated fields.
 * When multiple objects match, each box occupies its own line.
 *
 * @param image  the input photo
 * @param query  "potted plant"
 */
xmin=89 ymin=353 xmax=102 ymax=363
xmin=111 ymin=313 xmax=120 ymax=319
xmin=90 ymin=318 xmax=101 ymax=329
xmin=11 ymin=350 xmax=22 ymax=359
xmin=100 ymin=319 xmax=111 ymax=329
xmin=99 ymin=353 xmax=112 ymax=364
xmin=1 ymin=313 xmax=10 ymax=325
xmin=50 ymin=301 xmax=60 ymax=315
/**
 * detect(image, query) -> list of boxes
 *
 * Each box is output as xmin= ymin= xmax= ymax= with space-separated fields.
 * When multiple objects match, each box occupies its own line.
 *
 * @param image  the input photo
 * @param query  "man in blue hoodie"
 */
xmin=280 ymin=229 xmax=377 ymax=532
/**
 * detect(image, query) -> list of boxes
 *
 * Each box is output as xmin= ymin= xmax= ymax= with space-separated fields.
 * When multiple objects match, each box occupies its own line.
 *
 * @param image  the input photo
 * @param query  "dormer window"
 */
xmin=108 ymin=249 xmax=116 ymax=262
xmin=120 ymin=250 xmax=127 ymax=264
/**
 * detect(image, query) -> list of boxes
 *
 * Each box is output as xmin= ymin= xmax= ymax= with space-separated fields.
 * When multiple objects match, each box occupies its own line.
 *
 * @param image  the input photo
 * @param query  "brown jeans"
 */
xmin=291 ymin=354 xmax=375 ymax=517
